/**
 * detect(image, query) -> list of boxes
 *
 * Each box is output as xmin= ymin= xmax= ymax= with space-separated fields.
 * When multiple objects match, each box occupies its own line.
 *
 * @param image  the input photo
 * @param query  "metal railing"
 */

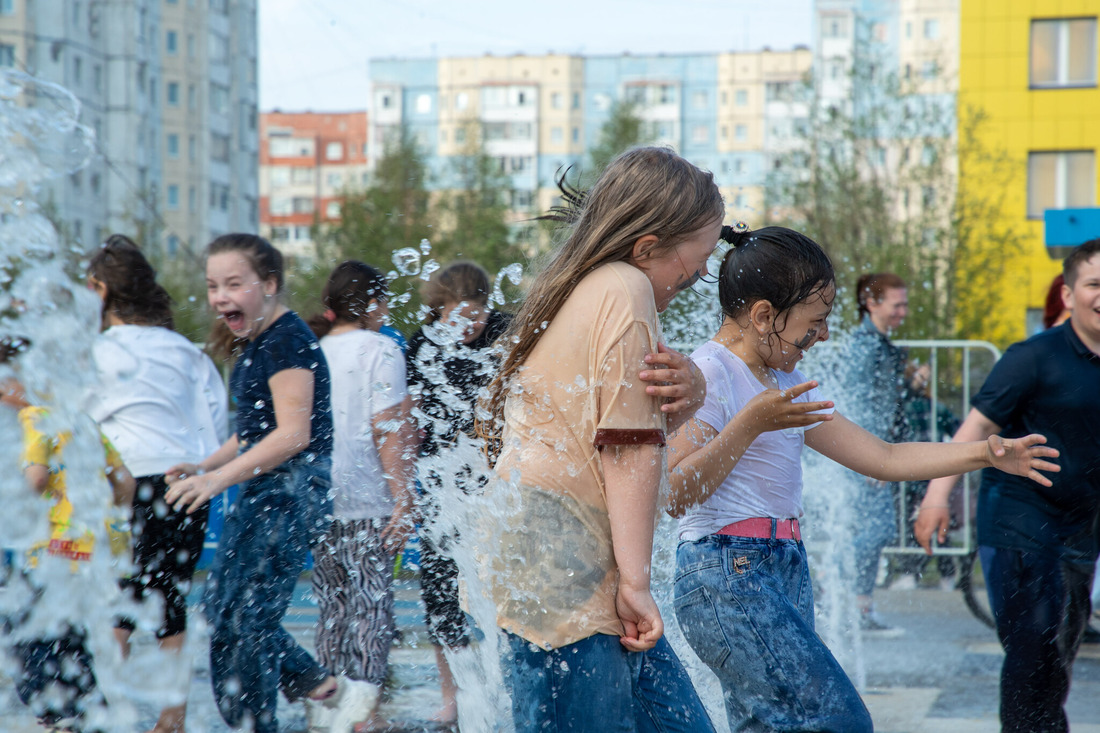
xmin=883 ymin=339 xmax=1001 ymax=557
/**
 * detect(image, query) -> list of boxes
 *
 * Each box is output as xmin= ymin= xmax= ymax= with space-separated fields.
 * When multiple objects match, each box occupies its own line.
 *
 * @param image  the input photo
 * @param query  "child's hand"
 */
xmin=986 ymin=433 xmax=1060 ymax=486
xmin=164 ymin=463 xmax=201 ymax=485
xmin=381 ymin=501 xmax=416 ymax=556
xmin=615 ymin=583 xmax=663 ymax=652
xmin=744 ymin=381 xmax=833 ymax=433
xmin=640 ymin=343 xmax=705 ymax=423
xmin=164 ymin=473 xmax=221 ymax=514
xmin=913 ymin=503 xmax=950 ymax=555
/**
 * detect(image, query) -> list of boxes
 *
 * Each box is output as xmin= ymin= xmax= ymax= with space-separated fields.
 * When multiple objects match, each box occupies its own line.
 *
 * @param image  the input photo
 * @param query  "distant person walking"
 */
xmin=916 ymin=239 xmax=1100 ymax=733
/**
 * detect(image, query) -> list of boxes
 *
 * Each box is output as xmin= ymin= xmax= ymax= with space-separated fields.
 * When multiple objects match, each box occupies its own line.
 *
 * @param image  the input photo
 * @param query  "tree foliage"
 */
xmin=586 ymin=100 xmax=653 ymax=180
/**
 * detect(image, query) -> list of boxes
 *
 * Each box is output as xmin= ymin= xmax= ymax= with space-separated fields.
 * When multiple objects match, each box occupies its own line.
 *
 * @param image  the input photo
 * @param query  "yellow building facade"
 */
xmin=958 ymin=0 xmax=1099 ymax=345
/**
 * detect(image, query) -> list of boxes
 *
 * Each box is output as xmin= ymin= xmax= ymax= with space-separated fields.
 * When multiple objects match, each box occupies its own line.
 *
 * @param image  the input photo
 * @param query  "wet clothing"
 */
xmin=970 ymin=321 xmax=1100 ymax=733
xmin=675 ymin=341 xmax=868 ymax=732
xmin=844 ymin=314 xmax=908 ymax=442
xmin=406 ymin=309 xmax=510 ymax=455
xmin=206 ymin=310 xmax=334 ymax=733
xmin=973 ymin=322 xmax=1100 ymax=564
xmin=232 ymin=311 xmax=333 ymax=463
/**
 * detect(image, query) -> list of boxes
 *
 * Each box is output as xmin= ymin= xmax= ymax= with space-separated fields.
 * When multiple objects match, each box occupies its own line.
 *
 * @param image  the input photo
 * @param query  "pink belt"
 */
xmin=716 ymin=517 xmax=801 ymax=541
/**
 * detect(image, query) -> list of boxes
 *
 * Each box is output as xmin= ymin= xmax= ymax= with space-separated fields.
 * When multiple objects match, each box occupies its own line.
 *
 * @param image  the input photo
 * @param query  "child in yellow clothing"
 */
xmin=12 ymin=400 xmax=134 ymax=732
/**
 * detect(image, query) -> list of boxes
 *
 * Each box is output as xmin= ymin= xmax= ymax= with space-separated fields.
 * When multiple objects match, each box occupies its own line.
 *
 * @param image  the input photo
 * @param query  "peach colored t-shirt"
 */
xmin=483 ymin=261 xmax=667 ymax=649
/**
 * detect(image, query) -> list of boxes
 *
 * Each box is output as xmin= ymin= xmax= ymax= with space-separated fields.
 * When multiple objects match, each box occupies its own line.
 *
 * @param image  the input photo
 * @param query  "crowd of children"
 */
xmin=3 ymin=145 xmax=1090 ymax=733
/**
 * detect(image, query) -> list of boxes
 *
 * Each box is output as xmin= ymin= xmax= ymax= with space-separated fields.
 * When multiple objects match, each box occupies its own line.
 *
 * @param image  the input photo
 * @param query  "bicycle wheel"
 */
xmin=956 ymin=550 xmax=996 ymax=629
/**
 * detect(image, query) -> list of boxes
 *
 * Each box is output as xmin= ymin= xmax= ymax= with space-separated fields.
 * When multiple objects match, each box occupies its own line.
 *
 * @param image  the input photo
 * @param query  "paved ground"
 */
xmin=3 ymin=577 xmax=1099 ymax=732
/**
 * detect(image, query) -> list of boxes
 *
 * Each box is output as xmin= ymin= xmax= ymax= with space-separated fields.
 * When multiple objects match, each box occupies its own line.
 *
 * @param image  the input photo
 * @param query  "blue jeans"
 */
xmin=675 ymin=534 xmax=872 ymax=733
xmin=503 ymin=631 xmax=714 ymax=732
xmin=203 ymin=460 xmax=332 ymax=733
xmin=851 ymin=478 xmax=898 ymax=597
xmin=980 ymin=545 xmax=1095 ymax=733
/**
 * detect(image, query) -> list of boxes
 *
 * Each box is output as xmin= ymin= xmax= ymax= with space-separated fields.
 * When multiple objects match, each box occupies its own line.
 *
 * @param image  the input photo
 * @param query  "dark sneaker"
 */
xmin=860 ymin=611 xmax=905 ymax=638
xmin=1083 ymin=624 xmax=1100 ymax=645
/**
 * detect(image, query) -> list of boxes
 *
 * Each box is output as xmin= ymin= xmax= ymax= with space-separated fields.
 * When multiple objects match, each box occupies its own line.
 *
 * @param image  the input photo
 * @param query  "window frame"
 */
xmin=1029 ymin=17 xmax=1098 ymax=89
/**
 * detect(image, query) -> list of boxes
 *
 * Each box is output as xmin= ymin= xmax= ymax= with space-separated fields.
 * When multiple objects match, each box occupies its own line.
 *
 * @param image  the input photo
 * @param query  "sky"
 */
xmin=259 ymin=0 xmax=815 ymax=112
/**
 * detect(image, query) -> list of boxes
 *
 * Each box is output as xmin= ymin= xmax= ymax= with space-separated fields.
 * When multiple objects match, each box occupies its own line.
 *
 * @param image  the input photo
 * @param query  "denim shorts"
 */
xmin=674 ymin=535 xmax=872 ymax=733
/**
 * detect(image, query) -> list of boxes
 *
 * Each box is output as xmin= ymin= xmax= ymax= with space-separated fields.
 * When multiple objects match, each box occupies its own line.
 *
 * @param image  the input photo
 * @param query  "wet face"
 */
xmin=867 ymin=286 xmax=908 ymax=334
xmin=636 ymin=218 xmax=723 ymax=312
xmin=1064 ymin=254 xmax=1100 ymax=347
xmin=764 ymin=282 xmax=835 ymax=372
xmin=440 ymin=299 xmax=489 ymax=344
xmin=206 ymin=252 xmax=278 ymax=340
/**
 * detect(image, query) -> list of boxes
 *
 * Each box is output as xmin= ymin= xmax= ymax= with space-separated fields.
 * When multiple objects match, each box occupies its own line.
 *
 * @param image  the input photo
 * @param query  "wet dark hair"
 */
xmin=0 ymin=335 xmax=30 ymax=365
xmin=87 ymin=234 xmax=174 ymax=330
xmin=309 ymin=260 xmax=388 ymax=337
xmin=717 ymin=225 xmax=835 ymax=327
xmin=204 ymin=233 xmax=284 ymax=361
xmin=1063 ymin=238 xmax=1100 ymax=287
xmin=855 ymin=272 xmax=907 ymax=320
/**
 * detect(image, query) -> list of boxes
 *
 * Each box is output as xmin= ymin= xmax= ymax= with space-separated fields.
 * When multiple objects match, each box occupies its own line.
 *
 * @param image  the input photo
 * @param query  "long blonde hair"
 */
xmin=481 ymin=146 xmax=724 ymax=441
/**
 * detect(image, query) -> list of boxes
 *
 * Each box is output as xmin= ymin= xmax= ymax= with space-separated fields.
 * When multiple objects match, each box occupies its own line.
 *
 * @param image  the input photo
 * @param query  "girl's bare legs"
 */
xmin=112 ymin=629 xmax=191 ymax=733
xmin=431 ymin=645 xmax=458 ymax=723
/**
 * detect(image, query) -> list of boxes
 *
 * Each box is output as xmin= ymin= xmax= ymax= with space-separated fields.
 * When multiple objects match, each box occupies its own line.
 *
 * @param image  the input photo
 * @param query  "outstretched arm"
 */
xmin=805 ymin=409 xmax=1057 ymax=486
xmin=912 ymin=408 xmax=1002 ymax=554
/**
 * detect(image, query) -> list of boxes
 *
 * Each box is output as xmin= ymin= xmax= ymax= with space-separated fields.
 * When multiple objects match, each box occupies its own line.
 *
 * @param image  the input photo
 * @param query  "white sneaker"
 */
xmin=888 ymin=574 xmax=918 ymax=591
xmin=324 ymin=676 xmax=380 ymax=733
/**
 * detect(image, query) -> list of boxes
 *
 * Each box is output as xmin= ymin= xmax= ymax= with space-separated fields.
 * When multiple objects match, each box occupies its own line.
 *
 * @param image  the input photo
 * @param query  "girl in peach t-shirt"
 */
xmin=479 ymin=147 xmax=722 ymax=732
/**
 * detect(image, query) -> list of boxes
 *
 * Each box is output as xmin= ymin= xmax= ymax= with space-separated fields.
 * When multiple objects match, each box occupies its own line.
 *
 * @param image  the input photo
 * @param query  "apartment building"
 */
xmin=0 ymin=0 xmax=258 ymax=260
xmin=258 ymin=111 xmax=369 ymax=261
xmin=957 ymin=0 xmax=1099 ymax=343
xmin=368 ymin=49 xmax=811 ymax=235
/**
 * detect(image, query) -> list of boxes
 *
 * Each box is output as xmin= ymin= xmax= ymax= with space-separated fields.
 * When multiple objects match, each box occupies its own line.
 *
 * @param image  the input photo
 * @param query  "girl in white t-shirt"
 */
xmin=668 ymin=225 xmax=1061 ymax=733
xmin=307 ymin=260 xmax=415 ymax=725
xmin=85 ymin=234 xmax=228 ymax=733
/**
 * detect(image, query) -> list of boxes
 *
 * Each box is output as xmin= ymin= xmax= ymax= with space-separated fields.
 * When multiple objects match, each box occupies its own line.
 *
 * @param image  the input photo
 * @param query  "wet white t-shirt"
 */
xmin=677 ymin=341 xmax=832 ymax=541
xmin=321 ymin=329 xmax=407 ymax=520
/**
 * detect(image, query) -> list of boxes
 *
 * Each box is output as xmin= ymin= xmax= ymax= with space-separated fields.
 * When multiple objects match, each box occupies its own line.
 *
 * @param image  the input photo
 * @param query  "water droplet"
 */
xmin=391 ymin=248 xmax=422 ymax=276
xmin=254 ymin=400 xmax=265 ymax=409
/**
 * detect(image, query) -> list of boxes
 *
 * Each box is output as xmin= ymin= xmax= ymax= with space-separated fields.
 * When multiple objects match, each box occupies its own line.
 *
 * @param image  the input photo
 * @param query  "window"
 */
xmin=294 ymin=225 xmax=311 ymax=240
xmin=93 ymin=64 xmax=102 ymax=92
xmin=380 ymin=93 xmax=393 ymax=109
xmin=291 ymin=167 xmax=313 ymax=184
xmin=824 ymin=16 xmax=847 ymax=38
xmin=692 ymin=125 xmax=709 ymax=144
xmin=512 ymin=189 xmax=534 ymax=208
xmin=326 ymin=172 xmax=342 ymax=187
xmin=923 ymin=19 xmax=939 ymax=40
xmin=326 ymin=201 xmax=340 ymax=218
xmin=271 ymin=227 xmax=290 ymax=241
xmin=269 ymin=136 xmax=314 ymax=157
xmin=551 ymin=91 xmax=563 ymax=109
xmin=188 ymin=84 xmax=196 ymax=110
xmin=572 ymin=127 xmax=580 ymax=143
xmin=167 ymin=133 xmax=179 ymax=158
xmin=73 ymin=56 xmax=82 ymax=84
xmin=455 ymin=127 xmax=466 ymax=144
xmin=210 ymin=84 xmax=229 ymax=115
xmin=166 ymin=30 xmax=177 ymax=54
xmin=692 ymin=90 xmax=708 ymax=109
xmin=572 ymin=92 xmax=581 ymax=109
xmin=166 ymin=82 xmax=179 ymax=105
xmin=189 ymin=186 xmax=196 ymax=212
xmin=209 ymin=31 xmax=228 ymax=63
xmin=735 ymin=89 xmax=748 ymax=107
xmin=292 ymin=197 xmax=314 ymax=214
xmin=734 ymin=124 xmax=748 ymax=141
xmin=166 ymin=236 xmax=180 ymax=256
xmin=167 ymin=185 xmax=179 ymax=210
xmin=326 ymin=142 xmax=343 ymax=160
xmin=1027 ymin=150 xmax=1096 ymax=218
xmin=187 ymin=34 xmax=195 ymax=58
xmin=593 ymin=92 xmax=611 ymax=111
xmin=188 ymin=135 xmax=196 ymax=161
xmin=0 ymin=44 xmax=13 ymax=67
xmin=270 ymin=197 xmax=292 ymax=216
xmin=1030 ymin=18 xmax=1097 ymax=87
xmin=73 ymin=1 xmax=81 ymax=26
xmin=0 ymin=0 xmax=14 ymax=15
xmin=551 ymin=126 xmax=563 ymax=143
xmin=922 ymin=60 xmax=938 ymax=79
xmin=210 ymin=133 xmax=230 ymax=162
xmin=658 ymin=84 xmax=675 ymax=104
xmin=455 ymin=92 xmax=468 ymax=110
xmin=416 ymin=94 xmax=431 ymax=113
xmin=905 ymin=21 xmax=912 ymax=39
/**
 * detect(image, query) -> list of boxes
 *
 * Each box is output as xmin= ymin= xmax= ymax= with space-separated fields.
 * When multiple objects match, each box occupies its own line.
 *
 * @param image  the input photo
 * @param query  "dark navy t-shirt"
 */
xmin=230 ymin=311 xmax=333 ymax=466
xmin=973 ymin=322 xmax=1100 ymax=564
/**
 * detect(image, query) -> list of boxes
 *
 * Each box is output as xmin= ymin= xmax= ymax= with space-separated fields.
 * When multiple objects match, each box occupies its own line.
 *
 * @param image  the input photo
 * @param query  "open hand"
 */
xmin=744 ymin=380 xmax=833 ymax=433
xmin=986 ymin=433 xmax=1060 ymax=486
xmin=640 ymin=343 xmax=705 ymax=424
xmin=615 ymin=583 xmax=663 ymax=652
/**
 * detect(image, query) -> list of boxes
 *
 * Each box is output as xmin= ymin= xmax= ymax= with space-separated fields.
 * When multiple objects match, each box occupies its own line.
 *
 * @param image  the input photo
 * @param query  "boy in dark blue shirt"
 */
xmin=916 ymin=238 xmax=1100 ymax=733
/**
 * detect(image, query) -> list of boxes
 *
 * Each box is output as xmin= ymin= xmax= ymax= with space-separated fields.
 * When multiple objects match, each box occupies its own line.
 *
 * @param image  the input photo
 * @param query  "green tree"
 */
xmin=586 ymin=100 xmax=653 ymax=179
xmin=431 ymin=122 xmax=524 ymax=275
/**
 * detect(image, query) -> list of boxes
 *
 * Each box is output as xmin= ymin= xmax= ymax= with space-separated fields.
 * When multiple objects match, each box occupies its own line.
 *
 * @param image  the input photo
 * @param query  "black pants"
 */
xmin=981 ymin=545 xmax=1094 ymax=733
xmin=15 ymin=625 xmax=104 ymax=730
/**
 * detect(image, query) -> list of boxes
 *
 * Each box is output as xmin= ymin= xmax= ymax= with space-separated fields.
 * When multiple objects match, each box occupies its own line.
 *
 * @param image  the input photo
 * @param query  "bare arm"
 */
xmin=107 ymin=463 xmax=136 ymax=507
xmin=377 ymin=396 xmax=417 ymax=554
xmin=912 ymin=408 xmax=1002 ymax=553
xmin=639 ymin=343 xmax=706 ymax=434
xmin=667 ymin=382 xmax=833 ymax=517
xmin=165 ymin=368 xmax=315 ymax=513
xmin=24 ymin=464 xmax=49 ymax=494
xmin=602 ymin=443 xmax=663 ymax=652
xmin=805 ymin=410 xmax=1055 ymax=482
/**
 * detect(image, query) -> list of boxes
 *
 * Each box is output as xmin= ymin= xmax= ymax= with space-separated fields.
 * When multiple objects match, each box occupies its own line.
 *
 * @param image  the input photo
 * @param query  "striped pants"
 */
xmin=311 ymin=518 xmax=395 ymax=685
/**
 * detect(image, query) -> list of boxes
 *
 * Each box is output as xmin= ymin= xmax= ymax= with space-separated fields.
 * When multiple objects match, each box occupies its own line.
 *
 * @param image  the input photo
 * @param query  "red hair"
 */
xmin=1042 ymin=273 xmax=1067 ymax=329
